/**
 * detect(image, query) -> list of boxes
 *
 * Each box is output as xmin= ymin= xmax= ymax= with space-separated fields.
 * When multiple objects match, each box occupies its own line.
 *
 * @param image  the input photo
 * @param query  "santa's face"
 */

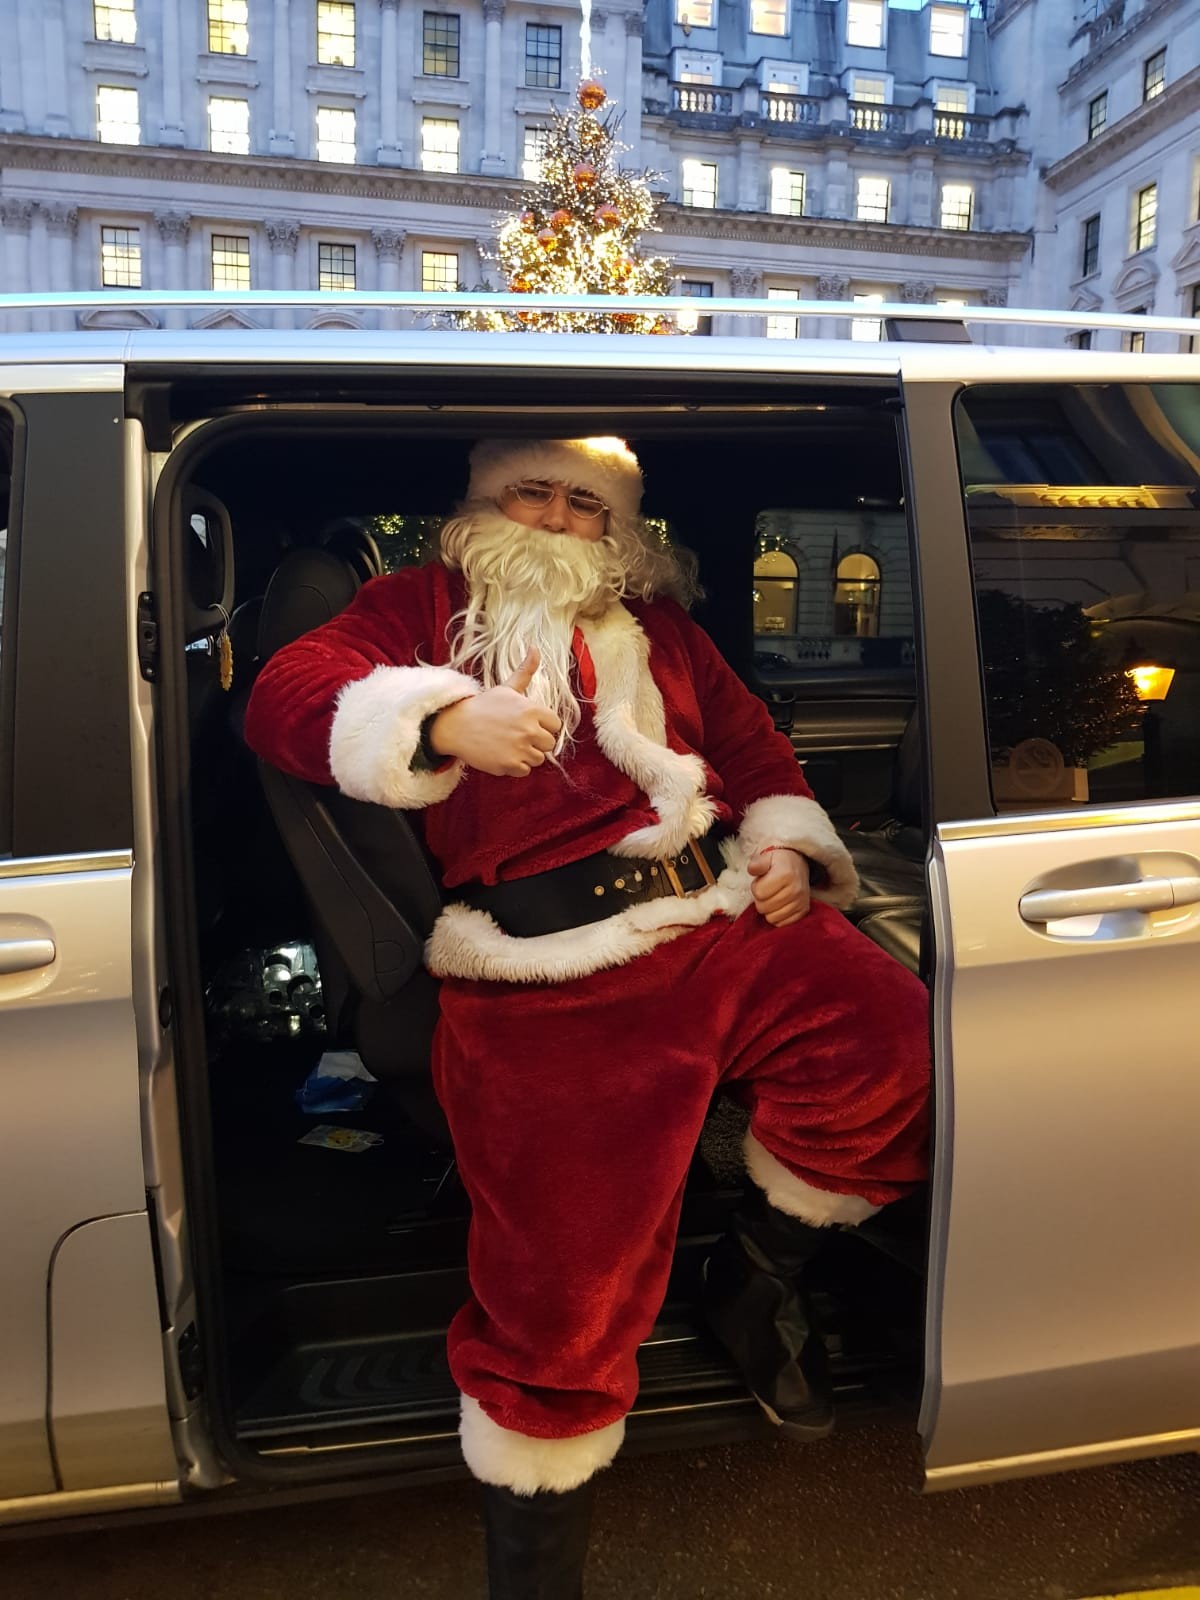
xmin=497 ymin=479 xmax=610 ymax=543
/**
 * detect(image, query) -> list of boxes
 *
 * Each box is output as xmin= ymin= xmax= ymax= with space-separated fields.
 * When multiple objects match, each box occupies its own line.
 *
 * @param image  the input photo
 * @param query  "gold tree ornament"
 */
xmin=594 ymin=202 xmax=621 ymax=230
xmin=549 ymin=208 xmax=573 ymax=230
xmin=572 ymin=162 xmax=598 ymax=188
xmin=578 ymin=80 xmax=607 ymax=110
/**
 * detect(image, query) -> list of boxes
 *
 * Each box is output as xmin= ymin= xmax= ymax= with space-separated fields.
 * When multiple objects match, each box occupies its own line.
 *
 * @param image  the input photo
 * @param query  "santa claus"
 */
xmin=244 ymin=437 xmax=929 ymax=1598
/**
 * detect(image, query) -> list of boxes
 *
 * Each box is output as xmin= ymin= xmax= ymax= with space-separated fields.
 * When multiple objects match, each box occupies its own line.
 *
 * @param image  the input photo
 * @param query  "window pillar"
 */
xmin=266 ymin=218 xmax=300 ymax=327
xmin=1 ymin=199 xmax=33 ymax=331
xmin=622 ymin=12 xmax=643 ymax=165
xmin=481 ymin=0 xmax=506 ymax=176
xmin=42 ymin=0 xmax=70 ymax=136
xmin=0 ymin=0 xmax=26 ymax=132
xmin=378 ymin=0 xmax=402 ymax=165
xmin=155 ymin=210 xmax=191 ymax=328
xmin=44 ymin=203 xmax=77 ymax=332
xmin=270 ymin=0 xmax=295 ymax=155
xmin=372 ymin=226 xmax=405 ymax=328
xmin=159 ymin=0 xmax=186 ymax=145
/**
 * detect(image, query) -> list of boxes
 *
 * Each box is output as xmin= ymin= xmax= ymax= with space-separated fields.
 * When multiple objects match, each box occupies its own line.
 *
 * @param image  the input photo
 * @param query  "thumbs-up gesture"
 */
xmin=428 ymin=648 xmax=563 ymax=778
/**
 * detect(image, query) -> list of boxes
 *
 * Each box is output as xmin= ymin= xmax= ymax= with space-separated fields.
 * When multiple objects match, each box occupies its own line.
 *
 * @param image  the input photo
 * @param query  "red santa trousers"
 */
xmin=432 ymin=898 xmax=930 ymax=1493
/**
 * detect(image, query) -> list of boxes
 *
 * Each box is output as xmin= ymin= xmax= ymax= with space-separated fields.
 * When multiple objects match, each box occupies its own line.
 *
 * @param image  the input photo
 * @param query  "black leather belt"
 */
xmin=455 ymin=825 xmax=732 ymax=939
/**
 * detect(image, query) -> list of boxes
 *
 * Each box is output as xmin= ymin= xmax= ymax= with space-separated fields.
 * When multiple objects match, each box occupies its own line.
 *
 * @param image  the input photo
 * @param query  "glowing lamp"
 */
xmin=1127 ymin=664 xmax=1175 ymax=702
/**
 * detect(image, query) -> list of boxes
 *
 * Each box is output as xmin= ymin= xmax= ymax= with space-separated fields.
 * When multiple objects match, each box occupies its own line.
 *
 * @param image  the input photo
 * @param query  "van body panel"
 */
xmin=0 ymin=856 xmax=158 ymax=1496
xmin=48 ymin=1212 xmax=179 ymax=1491
xmin=925 ymin=815 xmax=1200 ymax=1477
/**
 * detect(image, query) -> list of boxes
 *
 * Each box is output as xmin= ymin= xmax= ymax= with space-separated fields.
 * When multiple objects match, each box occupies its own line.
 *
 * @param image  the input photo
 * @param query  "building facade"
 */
xmin=989 ymin=0 xmax=1200 ymax=351
xmin=0 ymin=0 xmax=1035 ymax=334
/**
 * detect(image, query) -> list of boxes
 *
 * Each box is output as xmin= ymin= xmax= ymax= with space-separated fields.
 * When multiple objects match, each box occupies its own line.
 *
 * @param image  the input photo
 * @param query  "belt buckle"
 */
xmin=660 ymin=836 xmax=718 ymax=899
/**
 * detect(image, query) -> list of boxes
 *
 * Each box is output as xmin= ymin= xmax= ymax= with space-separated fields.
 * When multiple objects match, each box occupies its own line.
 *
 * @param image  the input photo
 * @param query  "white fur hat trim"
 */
xmin=466 ymin=437 xmax=643 ymax=521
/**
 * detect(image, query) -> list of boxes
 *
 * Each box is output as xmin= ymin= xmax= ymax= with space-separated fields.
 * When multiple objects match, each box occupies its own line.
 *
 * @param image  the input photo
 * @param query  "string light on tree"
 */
xmin=466 ymin=79 xmax=679 ymax=335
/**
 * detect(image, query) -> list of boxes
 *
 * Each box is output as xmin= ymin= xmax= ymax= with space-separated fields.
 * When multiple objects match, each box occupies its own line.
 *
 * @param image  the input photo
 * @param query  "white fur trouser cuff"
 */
xmin=459 ymin=1395 xmax=626 ymax=1495
xmin=744 ymin=1131 xmax=880 ymax=1227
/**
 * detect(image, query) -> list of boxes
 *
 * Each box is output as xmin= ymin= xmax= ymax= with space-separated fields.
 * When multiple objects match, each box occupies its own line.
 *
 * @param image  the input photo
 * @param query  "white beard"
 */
xmin=442 ymin=509 xmax=629 ymax=747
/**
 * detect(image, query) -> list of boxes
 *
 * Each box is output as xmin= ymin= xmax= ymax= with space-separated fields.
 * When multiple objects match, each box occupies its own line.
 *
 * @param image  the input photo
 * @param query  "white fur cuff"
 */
xmin=736 ymin=794 xmax=859 ymax=911
xmin=744 ymin=1132 xmax=879 ymax=1227
xmin=328 ymin=663 xmax=479 ymax=809
xmin=460 ymin=1395 xmax=626 ymax=1494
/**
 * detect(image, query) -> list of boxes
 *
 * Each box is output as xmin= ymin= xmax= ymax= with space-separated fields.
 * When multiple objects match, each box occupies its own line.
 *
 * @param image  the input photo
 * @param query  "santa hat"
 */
xmin=466 ymin=437 xmax=643 ymax=522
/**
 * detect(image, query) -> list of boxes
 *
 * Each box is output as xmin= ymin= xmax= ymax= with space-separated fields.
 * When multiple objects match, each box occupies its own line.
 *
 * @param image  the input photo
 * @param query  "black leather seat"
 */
xmin=839 ymin=711 xmax=926 ymax=974
xmin=249 ymin=527 xmax=449 ymax=1141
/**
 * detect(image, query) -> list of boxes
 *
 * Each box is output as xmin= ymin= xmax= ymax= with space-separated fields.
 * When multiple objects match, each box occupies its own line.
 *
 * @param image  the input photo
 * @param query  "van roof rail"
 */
xmin=0 ymin=291 xmax=1193 ymax=339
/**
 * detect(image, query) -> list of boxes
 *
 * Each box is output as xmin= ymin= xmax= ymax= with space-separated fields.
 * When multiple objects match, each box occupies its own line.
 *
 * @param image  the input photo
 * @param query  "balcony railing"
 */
xmin=848 ymin=101 xmax=907 ymax=134
xmin=672 ymin=85 xmax=734 ymax=116
xmin=934 ymin=111 xmax=992 ymax=141
xmin=761 ymin=92 xmax=821 ymax=125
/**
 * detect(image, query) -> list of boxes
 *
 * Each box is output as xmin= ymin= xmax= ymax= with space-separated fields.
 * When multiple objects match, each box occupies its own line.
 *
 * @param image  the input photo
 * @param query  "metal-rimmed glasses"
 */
xmin=509 ymin=480 xmax=609 ymax=520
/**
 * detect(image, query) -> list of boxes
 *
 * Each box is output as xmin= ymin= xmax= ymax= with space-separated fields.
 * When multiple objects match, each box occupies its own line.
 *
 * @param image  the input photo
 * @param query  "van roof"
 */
xmin=0 ymin=292 xmax=1196 ymax=386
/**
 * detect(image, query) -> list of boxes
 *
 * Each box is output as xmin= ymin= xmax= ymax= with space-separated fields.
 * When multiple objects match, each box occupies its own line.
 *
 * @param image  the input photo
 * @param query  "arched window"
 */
xmin=834 ymin=551 xmax=881 ymax=638
xmin=753 ymin=548 xmax=799 ymax=636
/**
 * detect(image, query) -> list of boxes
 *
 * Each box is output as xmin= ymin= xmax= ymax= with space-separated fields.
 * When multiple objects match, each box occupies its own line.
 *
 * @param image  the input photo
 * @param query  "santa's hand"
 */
xmin=747 ymin=847 xmax=811 ymax=926
xmin=430 ymin=648 xmax=562 ymax=778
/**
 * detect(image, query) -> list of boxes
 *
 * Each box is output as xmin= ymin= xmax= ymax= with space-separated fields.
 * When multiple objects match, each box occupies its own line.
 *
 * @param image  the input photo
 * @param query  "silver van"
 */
xmin=1 ymin=293 xmax=1198 ymax=1533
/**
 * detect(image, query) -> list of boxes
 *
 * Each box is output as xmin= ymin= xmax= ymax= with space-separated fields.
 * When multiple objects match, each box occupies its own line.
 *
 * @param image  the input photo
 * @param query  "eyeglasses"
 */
xmin=509 ymin=480 xmax=609 ymax=520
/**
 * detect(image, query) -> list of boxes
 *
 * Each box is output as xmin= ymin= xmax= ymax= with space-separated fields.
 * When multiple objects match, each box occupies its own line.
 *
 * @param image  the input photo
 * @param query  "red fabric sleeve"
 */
xmin=243 ymin=565 xmax=443 ymax=786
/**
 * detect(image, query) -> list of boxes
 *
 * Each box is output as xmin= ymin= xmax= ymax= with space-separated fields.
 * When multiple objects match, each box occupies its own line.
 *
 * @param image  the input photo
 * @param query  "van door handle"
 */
xmin=1019 ymin=875 xmax=1200 ymax=924
xmin=0 ymin=937 xmax=57 ymax=974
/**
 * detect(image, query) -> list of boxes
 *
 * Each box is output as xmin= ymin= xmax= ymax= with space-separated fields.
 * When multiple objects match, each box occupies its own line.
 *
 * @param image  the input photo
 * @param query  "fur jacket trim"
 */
xmin=327 ymin=663 xmax=479 ymax=810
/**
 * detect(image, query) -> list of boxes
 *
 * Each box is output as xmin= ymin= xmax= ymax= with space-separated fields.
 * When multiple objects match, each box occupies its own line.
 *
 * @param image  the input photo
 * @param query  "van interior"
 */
xmin=162 ymin=384 xmax=933 ymax=1481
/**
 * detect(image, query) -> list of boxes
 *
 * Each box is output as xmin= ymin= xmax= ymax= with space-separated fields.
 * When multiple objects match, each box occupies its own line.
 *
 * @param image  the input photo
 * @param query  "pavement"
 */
xmin=6 ymin=1422 xmax=1200 ymax=1600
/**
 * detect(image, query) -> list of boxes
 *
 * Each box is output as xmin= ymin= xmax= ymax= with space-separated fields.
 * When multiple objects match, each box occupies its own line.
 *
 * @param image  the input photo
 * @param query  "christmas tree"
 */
xmin=469 ymin=80 xmax=677 ymax=334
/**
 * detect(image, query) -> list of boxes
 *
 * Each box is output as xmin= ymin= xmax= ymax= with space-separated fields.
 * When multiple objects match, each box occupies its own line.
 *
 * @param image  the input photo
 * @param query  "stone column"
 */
xmin=480 ymin=0 xmax=506 ymax=176
xmin=815 ymin=270 xmax=851 ymax=341
xmin=0 ymin=0 xmax=26 ymax=132
xmin=372 ymin=226 xmax=405 ymax=329
xmin=730 ymin=266 xmax=763 ymax=339
xmin=622 ymin=13 xmax=643 ymax=165
xmin=908 ymin=157 xmax=934 ymax=228
xmin=267 ymin=218 xmax=300 ymax=327
xmin=735 ymin=130 xmax=762 ymax=211
xmin=270 ymin=0 xmax=295 ymax=155
xmin=28 ymin=204 xmax=51 ymax=332
xmin=155 ymin=211 xmax=191 ymax=328
xmin=590 ymin=11 xmax=613 ymax=89
xmin=378 ymin=0 xmax=402 ymax=165
xmin=159 ymin=0 xmax=186 ymax=145
xmin=1 ymin=199 xmax=34 ymax=331
xmin=42 ymin=0 xmax=71 ymax=136
xmin=44 ymin=202 xmax=77 ymax=330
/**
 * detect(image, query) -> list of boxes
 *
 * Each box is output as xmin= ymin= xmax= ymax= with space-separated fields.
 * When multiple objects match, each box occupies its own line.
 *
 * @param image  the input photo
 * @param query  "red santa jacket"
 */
xmin=244 ymin=562 xmax=857 ymax=983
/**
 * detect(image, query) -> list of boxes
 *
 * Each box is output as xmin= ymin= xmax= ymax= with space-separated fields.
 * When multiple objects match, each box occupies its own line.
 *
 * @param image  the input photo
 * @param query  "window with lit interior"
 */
xmin=208 ymin=0 xmax=249 ymax=55
xmin=421 ymin=118 xmax=460 ymax=173
xmin=682 ymin=159 xmax=718 ymax=208
xmin=94 ymin=0 xmax=136 ymax=44
xmin=211 ymin=234 xmax=251 ymax=290
xmin=100 ymin=225 xmax=142 ymax=288
xmin=316 ymin=106 xmax=356 ymax=162
xmin=208 ymin=96 xmax=250 ymax=154
xmin=96 ymin=85 xmax=140 ymax=144
xmin=423 ymin=13 xmax=460 ymax=76
xmin=422 ymin=251 xmax=459 ymax=292
xmin=317 ymin=2 xmax=355 ymax=67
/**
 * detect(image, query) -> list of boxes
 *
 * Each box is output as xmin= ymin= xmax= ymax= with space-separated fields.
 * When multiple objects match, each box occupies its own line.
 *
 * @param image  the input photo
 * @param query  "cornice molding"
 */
xmin=658 ymin=203 xmax=1030 ymax=263
xmin=1045 ymin=66 xmax=1200 ymax=192
xmin=0 ymin=135 xmax=1030 ymax=264
xmin=0 ymin=134 xmax=525 ymax=211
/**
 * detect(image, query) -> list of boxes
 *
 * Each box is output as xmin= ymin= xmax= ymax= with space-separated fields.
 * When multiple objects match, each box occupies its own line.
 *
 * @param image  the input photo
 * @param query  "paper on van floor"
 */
xmin=298 ymin=1124 xmax=383 ymax=1153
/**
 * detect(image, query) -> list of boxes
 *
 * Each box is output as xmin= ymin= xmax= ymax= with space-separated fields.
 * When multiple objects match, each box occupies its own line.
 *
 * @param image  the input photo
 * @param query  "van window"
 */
xmin=956 ymin=383 xmax=1200 ymax=809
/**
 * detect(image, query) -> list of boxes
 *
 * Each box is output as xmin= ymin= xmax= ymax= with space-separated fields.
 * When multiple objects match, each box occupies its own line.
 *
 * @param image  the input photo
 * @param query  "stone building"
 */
xmin=0 ymin=0 xmax=1032 ymax=334
xmin=989 ymin=0 xmax=1200 ymax=350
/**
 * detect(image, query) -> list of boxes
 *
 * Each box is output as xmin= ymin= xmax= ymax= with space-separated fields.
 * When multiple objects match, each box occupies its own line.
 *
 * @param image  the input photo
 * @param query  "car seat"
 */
xmin=839 ymin=712 xmax=926 ymax=973
xmin=249 ymin=525 xmax=449 ymax=1142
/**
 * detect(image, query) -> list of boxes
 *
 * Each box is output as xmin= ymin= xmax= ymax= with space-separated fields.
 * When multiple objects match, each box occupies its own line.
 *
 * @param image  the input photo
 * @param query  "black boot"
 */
xmin=481 ymin=1479 xmax=595 ymax=1600
xmin=702 ymin=1188 xmax=835 ymax=1441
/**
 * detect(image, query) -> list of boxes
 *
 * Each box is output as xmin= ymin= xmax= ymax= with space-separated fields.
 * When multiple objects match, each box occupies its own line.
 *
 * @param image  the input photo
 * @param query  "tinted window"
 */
xmin=956 ymin=384 xmax=1200 ymax=809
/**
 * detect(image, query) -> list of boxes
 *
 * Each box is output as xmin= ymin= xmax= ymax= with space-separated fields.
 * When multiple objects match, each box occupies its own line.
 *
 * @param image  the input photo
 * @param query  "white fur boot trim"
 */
xmin=460 ymin=1395 xmax=626 ymax=1494
xmin=328 ymin=663 xmax=480 ymax=809
xmin=736 ymin=794 xmax=859 ymax=911
xmin=580 ymin=606 xmax=717 ymax=859
xmin=744 ymin=1131 xmax=880 ymax=1227
xmin=428 ymin=855 xmax=754 ymax=983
